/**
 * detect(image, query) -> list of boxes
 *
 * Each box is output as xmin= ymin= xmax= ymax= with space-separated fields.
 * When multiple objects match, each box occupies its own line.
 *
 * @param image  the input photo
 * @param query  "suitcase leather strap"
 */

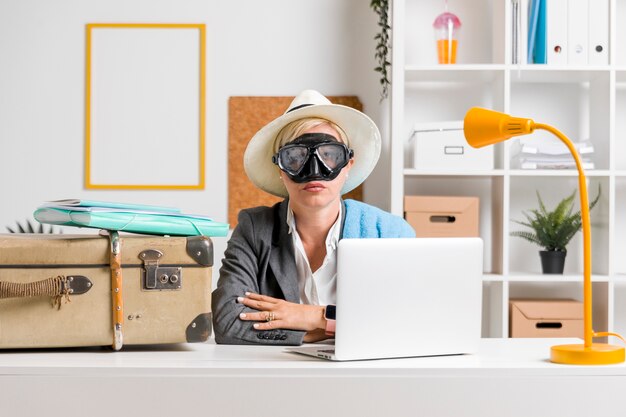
xmin=108 ymin=231 xmax=124 ymax=351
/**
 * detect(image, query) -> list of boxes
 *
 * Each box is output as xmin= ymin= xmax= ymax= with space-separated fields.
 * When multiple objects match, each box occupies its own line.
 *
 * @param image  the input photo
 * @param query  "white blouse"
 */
xmin=286 ymin=202 xmax=342 ymax=306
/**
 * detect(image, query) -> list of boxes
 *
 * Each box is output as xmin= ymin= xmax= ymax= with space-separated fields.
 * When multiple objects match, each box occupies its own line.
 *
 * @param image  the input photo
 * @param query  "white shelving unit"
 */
xmin=390 ymin=0 xmax=625 ymax=339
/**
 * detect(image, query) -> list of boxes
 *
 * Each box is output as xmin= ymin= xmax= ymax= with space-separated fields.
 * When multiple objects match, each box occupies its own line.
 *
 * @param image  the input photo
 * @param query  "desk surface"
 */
xmin=1 ymin=337 xmax=624 ymax=374
xmin=1 ymin=338 xmax=625 ymax=417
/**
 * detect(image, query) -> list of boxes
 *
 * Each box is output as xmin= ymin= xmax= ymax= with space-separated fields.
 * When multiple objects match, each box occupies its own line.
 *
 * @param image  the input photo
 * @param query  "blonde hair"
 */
xmin=273 ymin=118 xmax=349 ymax=153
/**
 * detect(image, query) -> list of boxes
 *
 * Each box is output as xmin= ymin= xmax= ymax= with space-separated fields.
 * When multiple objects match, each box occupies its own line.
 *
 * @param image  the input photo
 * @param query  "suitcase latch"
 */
xmin=139 ymin=249 xmax=182 ymax=291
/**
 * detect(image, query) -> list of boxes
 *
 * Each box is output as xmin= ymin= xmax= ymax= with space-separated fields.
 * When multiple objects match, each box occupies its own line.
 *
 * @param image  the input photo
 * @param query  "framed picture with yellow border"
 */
xmin=85 ymin=23 xmax=206 ymax=190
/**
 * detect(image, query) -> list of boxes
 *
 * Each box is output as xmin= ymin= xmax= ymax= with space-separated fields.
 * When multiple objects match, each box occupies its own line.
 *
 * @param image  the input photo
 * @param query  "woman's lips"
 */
xmin=303 ymin=182 xmax=326 ymax=192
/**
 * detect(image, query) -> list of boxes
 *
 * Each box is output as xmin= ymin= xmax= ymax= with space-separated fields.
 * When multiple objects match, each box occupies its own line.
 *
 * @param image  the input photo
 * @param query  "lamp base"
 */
xmin=551 ymin=343 xmax=625 ymax=365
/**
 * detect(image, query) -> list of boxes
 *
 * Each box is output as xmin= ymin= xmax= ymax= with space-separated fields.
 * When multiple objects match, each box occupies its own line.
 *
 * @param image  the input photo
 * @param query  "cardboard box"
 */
xmin=412 ymin=121 xmax=494 ymax=171
xmin=404 ymin=195 xmax=479 ymax=237
xmin=509 ymin=299 xmax=583 ymax=338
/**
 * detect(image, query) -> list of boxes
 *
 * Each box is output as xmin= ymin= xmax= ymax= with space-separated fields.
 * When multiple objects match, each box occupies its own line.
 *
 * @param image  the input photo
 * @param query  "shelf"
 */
xmin=508 ymin=170 xmax=611 ymax=177
xmin=404 ymin=170 xmax=610 ymax=177
xmin=509 ymin=68 xmax=610 ymax=83
xmin=483 ymin=274 xmax=505 ymax=282
xmin=508 ymin=65 xmax=612 ymax=71
xmin=392 ymin=0 xmax=622 ymax=338
xmin=483 ymin=273 xmax=613 ymax=283
xmin=506 ymin=273 xmax=611 ymax=283
xmin=403 ymin=169 xmax=505 ymax=177
xmin=405 ymin=66 xmax=615 ymax=83
xmin=613 ymin=274 xmax=626 ymax=283
xmin=404 ymin=65 xmax=505 ymax=83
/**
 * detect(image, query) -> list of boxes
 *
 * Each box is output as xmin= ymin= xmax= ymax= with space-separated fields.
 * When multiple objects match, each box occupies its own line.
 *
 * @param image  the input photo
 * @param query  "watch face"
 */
xmin=325 ymin=304 xmax=336 ymax=320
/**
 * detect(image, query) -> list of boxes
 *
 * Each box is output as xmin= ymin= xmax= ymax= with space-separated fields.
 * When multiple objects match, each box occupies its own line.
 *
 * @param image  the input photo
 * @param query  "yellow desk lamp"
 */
xmin=463 ymin=107 xmax=625 ymax=365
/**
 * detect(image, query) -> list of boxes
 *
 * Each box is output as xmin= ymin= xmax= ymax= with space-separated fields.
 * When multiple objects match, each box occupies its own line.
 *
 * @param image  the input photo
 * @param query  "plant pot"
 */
xmin=539 ymin=250 xmax=566 ymax=274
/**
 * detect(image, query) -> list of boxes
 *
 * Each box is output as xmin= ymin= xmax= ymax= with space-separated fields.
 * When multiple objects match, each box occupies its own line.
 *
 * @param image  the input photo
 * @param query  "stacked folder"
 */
xmin=34 ymin=199 xmax=229 ymax=237
xmin=512 ymin=139 xmax=595 ymax=170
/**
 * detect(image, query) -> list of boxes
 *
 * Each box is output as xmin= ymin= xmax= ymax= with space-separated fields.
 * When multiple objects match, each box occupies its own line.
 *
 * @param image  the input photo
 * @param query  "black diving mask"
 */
xmin=272 ymin=133 xmax=354 ymax=183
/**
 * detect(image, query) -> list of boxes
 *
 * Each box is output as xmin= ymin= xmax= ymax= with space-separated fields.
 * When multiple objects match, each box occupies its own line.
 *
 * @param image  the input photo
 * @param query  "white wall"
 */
xmin=0 ymin=0 xmax=391 ymax=277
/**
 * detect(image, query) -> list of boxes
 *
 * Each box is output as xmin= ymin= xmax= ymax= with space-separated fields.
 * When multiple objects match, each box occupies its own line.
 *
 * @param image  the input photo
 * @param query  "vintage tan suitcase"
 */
xmin=0 ymin=232 xmax=213 ymax=349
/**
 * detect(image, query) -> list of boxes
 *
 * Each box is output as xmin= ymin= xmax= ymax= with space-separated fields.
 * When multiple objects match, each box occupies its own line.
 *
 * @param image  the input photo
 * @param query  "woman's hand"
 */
xmin=237 ymin=292 xmax=326 ymax=332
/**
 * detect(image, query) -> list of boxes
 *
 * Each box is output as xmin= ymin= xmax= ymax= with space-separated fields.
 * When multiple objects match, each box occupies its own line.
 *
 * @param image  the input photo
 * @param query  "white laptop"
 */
xmin=287 ymin=237 xmax=483 ymax=361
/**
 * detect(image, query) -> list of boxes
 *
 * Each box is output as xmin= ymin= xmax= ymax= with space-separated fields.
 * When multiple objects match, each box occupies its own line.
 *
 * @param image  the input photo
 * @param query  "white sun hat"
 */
xmin=243 ymin=89 xmax=381 ymax=198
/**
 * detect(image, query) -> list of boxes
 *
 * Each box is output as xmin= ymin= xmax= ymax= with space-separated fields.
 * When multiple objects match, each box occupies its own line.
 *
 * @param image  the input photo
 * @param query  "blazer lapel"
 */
xmin=269 ymin=200 xmax=300 ymax=303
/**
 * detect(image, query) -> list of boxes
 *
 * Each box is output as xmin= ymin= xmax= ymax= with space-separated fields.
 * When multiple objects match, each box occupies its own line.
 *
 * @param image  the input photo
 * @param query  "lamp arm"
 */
xmin=535 ymin=123 xmax=593 ymax=348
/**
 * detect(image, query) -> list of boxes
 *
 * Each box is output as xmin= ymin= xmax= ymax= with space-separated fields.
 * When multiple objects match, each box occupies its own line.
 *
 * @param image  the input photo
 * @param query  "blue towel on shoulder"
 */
xmin=343 ymin=199 xmax=415 ymax=239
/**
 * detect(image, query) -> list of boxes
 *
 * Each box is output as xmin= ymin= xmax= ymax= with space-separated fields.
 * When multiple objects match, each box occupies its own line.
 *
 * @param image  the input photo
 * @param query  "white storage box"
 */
xmin=412 ymin=121 xmax=494 ymax=171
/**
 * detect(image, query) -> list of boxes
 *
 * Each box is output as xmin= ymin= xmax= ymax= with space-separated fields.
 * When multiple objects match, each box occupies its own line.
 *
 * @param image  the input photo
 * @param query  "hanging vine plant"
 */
xmin=371 ymin=0 xmax=391 ymax=100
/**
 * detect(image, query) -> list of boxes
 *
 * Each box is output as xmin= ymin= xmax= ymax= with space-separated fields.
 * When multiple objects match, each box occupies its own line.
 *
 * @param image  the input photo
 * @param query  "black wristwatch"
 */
xmin=325 ymin=305 xmax=336 ymax=336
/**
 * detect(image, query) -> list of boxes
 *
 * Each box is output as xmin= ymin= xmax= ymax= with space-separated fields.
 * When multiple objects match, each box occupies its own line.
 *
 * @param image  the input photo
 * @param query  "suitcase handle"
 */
xmin=0 ymin=275 xmax=93 ymax=308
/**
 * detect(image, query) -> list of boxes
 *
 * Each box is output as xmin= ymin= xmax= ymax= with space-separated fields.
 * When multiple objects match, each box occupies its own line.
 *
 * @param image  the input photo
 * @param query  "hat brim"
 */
xmin=244 ymin=104 xmax=381 ymax=198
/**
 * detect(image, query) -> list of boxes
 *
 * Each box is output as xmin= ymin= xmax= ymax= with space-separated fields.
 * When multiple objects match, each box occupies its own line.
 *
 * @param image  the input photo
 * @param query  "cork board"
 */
xmin=228 ymin=96 xmax=364 ymax=227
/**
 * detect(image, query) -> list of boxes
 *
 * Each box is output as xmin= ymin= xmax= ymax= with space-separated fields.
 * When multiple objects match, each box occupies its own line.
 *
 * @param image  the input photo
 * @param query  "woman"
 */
xmin=212 ymin=90 xmax=414 ymax=345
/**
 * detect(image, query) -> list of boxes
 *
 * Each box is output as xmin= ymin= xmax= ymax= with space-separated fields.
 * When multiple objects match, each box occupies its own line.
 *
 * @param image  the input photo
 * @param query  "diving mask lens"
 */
xmin=279 ymin=145 xmax=310 ymax=174
xmin=274 ymin=142 xmax=352 ymax=179
xmin=316 ymin=143 xmax=348 ymax=170
xmin=271 ymin=132 xmax=354 ymax=183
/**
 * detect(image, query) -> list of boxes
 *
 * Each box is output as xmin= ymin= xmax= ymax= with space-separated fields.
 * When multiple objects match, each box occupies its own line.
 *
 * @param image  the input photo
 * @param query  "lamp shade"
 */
xmin=463 ymin=107 xmax=535 ymax=148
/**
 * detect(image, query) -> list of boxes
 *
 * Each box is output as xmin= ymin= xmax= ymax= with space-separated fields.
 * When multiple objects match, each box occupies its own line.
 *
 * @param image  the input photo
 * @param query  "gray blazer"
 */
xmin=212 ymin=199 xmax=334 ymax=345
xmin=212 ymin=198 xmax=414 ymax=345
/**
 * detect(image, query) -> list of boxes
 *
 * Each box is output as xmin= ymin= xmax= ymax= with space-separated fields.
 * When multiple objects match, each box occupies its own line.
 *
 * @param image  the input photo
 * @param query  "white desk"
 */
xmin=1 ymin=338 xmax=625 ymax=417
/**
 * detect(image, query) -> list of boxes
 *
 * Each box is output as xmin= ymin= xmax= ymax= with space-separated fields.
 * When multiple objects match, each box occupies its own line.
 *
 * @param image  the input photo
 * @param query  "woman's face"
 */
xmin=280 ymin=123 xmax=353 ymax=211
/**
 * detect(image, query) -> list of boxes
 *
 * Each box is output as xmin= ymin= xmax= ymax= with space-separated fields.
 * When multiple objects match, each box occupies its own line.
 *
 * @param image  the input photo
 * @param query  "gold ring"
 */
xmin=266 ymin=312 xmax=275 ymax=322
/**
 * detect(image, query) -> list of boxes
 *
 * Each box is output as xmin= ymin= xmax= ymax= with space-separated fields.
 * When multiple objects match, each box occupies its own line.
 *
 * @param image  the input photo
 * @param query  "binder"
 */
xmin=42 ymin=199 xmax=181 ymax=214
xmin=533 ymin=0 xmax=547 ymax=64
xmin=33 ymin=200 xmax=229 ymax=237
xmin=546 ymin=0 xmax=568 ymax=65
xmin=512 ymin=0 xmax=520 ymax=64
xmin=519 ymin=0 xmax=530 ymax=64
xmin=527 ymin=0 xmax=541 ymax=63
xmin=588 ymin=0 xmax=609 ymax=65
xmin=34 ymin=207 xmax=230 ymax=237
xmin=568 ymin=0 xmax=589 ymax=65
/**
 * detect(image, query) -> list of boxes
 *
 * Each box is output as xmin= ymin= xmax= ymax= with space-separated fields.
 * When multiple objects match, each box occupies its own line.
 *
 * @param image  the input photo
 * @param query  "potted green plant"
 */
xmin=510 ymin=186 xmax=601 ymax=274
